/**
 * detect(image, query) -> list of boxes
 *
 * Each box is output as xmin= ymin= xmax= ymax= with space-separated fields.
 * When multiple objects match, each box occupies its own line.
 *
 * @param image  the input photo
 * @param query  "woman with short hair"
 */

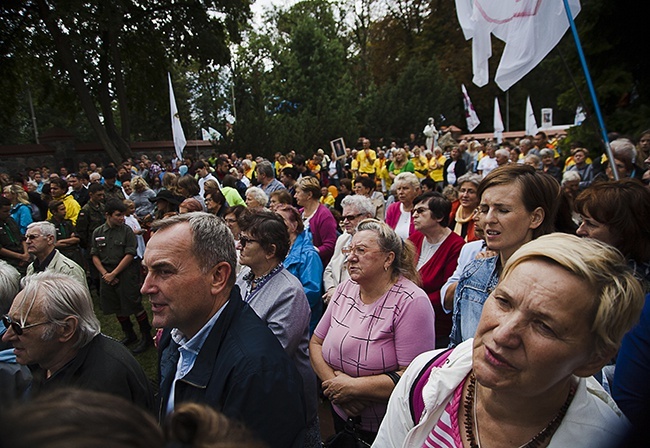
xmin=385 ymin=172 xmax=421 ymax=240
xmin=244 ymin=186 xmax=268 ymax=209
xmin=375 ymin=234 xmax=644 ymax=448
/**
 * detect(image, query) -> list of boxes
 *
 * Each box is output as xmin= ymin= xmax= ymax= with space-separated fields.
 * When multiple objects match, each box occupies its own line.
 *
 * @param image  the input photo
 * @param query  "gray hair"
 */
xmin=20 ymin=272 xmax=100 ymax=349
xmin=341 ymin=195 xmax=375 ymax=217
xmin=561 ymin=170 xmax=581 ymax=186
xmin=610 ymin=138 xmax=637 ymax=165
xmin=539 ymin=148 xmax=555 ymax=159
xmin=27 ymin=221 xmax=57 ymax=242
xmin=256 ymin=160 xmax=275 ymax=178
xmin=393 ymin=172 xmax=420 ymax=189
xmin=245 ymin=186 xmax=269 ymax=208
xmin=151 ymin=212 xmax=236 ymax=286
xmin=241 ymin=159 xmax=252 ymax=169
xmin=495 ymin=148 xmax=510 ymax=158
xmin=456 ymin=173 xmax=482 ymax=188
xmin=0 ymin=260 xmax=20 ymax=314
xmin=520 ymin=138 xmax=532 ymax=148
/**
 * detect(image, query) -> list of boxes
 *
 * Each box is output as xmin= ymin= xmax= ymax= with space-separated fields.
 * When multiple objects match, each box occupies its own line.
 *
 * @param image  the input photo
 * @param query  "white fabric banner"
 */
xmin=168 ymin=73 xmax=186 ymax=161
xmin=494 ymin=97 xmax=504 ymax=143
xmin=455 ymin=0 xmax=581 ymax=91
xmin=525 ymin=96 xmax=538 ymax=136
xmin=201 ymin=128 xmax=211 ymax=141
xmin=462 ymin=84 xmax=481 ymax=132
xmin=574 ymin=105 xmax=586 ymax=126
xmin=208 ymin=127 xmax=223 ymax=141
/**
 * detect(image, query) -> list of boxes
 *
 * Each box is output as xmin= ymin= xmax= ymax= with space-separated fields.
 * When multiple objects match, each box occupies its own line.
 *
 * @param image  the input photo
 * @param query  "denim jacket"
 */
xmin=449 ymin=255 xmax=500 ymax=347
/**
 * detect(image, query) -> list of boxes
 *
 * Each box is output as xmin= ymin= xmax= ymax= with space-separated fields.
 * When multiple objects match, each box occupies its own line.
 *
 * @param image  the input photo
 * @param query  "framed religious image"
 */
xmin=541 ymin=108 xmax=553 ymax=128
xmin=330 ymin=138 xmax=346 ymax=159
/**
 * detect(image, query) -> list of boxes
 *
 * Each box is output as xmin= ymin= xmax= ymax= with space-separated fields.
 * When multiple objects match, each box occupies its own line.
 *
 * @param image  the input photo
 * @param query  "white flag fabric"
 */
xmin=525 ymin=96 xmax=538 ymax=136
xmin=208 ymin=127 xmax=223 ymax=141
xmin=574 ymin=105 xmax=586 ymax=126
xmin=455 ymin=0 xmax=581 ymax=91
xmin=168 ymin=73 xmax=186 ymax=161
xmin=201 ymin=128 xmax=211 ymax=141
xmin=462 ymin=84 xmax=481 ymax=132
xmin=494 ymin=97 xmax=504 ymax=143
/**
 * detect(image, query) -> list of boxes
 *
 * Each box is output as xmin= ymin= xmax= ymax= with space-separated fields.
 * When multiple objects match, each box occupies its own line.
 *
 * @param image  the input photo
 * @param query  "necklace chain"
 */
xmin=464 ymin=372 xmax=576 ymax=448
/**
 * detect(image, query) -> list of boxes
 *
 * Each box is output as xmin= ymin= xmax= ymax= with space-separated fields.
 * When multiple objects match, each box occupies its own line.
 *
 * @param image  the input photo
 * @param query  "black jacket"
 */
xmin=158 ymin=286 xmax=307 ymax=448
xmin=443 ymin=158 xmax=467 ymax=186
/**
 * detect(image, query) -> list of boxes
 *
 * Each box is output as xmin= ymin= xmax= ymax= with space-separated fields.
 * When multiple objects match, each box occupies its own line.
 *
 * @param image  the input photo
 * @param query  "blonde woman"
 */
xmin=3 ymin=185 xmax=32 ymax=234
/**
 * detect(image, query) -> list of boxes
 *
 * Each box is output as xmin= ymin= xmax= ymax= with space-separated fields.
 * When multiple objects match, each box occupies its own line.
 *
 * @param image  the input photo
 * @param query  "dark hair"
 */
xmin=206 ymin=190 xmax=226 ymax=206
xmin=355 ymin=176 xmax=375 ymax=191
xmin=48 ymin=200 xmax=64 ymax=214
xmin=340 ymin=178 xmax=352 ymax=191
xmin=270 ymin=189 xmax=293 ymax=206
xmin=281 ymin=166 xmax=299 ymax=181
xmin=413 ymin=191 xmax=451 ymax=227
xmin=478 ymin=164 xmax=560 ymax=239
xmin=222 ymin=174 xmax=237 ymax=189
xmin=275 ymin=204 xmax=304 ymax=234
xmin=575 ymin=179 xmax=650 ymax=263
xmin=105 ymin=198 xmax=127 ymax=215
xmin=177 ymin=175 xmax=200 ymax=197
xmin=223 ymin=205 xmax=248 ymax=221
xmin=102 ymin=166 xmax=118 ymax=179
xmin=420 ymin=178 xmax=436 ymax=191
xmin=0 ymin=196 xmax=10 ymax=207
xmin=0 ymin=388 xmax=164 ymax=447
xmin=50 ymin=177 xmax=68 ymax=190
xmin=88 ymin=183 xmax=104 ymax=194
xmin=239 ymin=209 xmax=290 ymax=261
xmin=194 ymin=160 xmax=206 ymax=170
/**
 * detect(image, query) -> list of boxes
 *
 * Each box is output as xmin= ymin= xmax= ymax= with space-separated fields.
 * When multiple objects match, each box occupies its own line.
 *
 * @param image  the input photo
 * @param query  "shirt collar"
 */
xmin=170 ymin=303 xmax=227 ymax=356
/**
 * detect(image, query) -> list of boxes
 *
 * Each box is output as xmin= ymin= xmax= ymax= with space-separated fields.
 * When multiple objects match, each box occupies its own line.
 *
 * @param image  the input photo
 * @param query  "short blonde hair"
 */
xmin=502 ymin=233 xmax=644 ymax=359
xmin=393 ymin=172 xmax=420 ymax=190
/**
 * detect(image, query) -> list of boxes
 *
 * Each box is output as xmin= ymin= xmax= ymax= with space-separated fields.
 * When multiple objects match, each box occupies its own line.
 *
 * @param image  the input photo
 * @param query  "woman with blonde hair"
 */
xmin=128 ymin=176 xmax=156 ymax=220
xmin=311 ymin=219 xmax=435 ymax=444
xmin=3 ymin=184 xmax=32 ymax=234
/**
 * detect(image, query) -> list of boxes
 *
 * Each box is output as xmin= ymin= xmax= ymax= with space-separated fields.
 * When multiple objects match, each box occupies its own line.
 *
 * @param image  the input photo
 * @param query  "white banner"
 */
xmin=525 ymin=96 xmax=538 ymax=136
xmin=168 ymin=73 xmax=186 ymax=161
xmin=494 ymin=97 xmax=504 ymax=143
xmin=462 ymin=84 xmax=481 ymax=132
xmin=455 ymin=0 xmax=581 ymax=91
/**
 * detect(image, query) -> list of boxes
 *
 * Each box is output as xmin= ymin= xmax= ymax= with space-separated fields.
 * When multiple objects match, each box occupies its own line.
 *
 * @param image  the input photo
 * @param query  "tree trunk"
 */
xmin=36 ymin=0 xmax=129 ymax=164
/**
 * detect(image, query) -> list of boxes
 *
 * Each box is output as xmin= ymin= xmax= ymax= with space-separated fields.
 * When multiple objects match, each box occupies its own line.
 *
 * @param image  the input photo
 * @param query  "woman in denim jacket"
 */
xmin=449 ymin=165 xmax=560 ymax=346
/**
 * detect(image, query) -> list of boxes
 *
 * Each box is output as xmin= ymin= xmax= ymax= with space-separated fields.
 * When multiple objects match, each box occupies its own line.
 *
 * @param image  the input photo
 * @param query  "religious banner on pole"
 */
xmin=462 ymin=84 xmax=481 ymax=132
xmin=168 ymin=73 xmax=186 ymax=161
xmin=494 ymin=97 xmax=504 ymax=143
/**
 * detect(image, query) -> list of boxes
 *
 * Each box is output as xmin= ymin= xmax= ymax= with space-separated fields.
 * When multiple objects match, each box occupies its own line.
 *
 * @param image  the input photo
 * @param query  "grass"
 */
xmin=90 ymin=288 xmax=159 ymax=382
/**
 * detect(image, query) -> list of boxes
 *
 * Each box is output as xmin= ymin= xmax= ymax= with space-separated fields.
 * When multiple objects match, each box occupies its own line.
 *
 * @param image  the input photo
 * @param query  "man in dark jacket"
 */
xmin=142 ymin=213 xmax=306 ymax=448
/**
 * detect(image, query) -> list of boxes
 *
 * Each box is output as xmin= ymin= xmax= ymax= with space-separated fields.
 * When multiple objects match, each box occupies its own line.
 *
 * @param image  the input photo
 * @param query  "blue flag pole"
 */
xmin=562 ymin=0 xmax=618 ymax=180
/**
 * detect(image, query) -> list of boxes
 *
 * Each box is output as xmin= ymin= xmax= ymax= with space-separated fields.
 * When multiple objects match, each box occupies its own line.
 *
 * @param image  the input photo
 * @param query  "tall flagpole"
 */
xmin=562 ymin=0 xmax=618 ymax=180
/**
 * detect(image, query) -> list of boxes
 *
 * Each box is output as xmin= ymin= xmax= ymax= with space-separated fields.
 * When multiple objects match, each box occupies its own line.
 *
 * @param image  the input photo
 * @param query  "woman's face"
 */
xmin=605 ymin=158 xmax=629 ymax=180
xmin=451 ymin=148 xmax=459 ymax=160
xmin=576 ymin=211 xmax=620 ymax=248
xmin=542 ymin=155 xmax=553 ymax=167
xmin=294 ymin=187 xmax=311 ymax=207
xmin=473 ymin=259 xmax=604 ymax=397
xmin=395 ymin=182 xmax=420 ymax=206
xmin=237 ymin=231 xmax=272 ymax=274
xmin=479 ymin=184 xmax=543 ymax=261
xmin=412 ymin=201 xmax=441 ymax=234
xmin=458 ymin=182 xmax=479 ymax=210
xmin=346 ymin=230 xmax=392 ymax=285
xmin=353 ymin=183 xmax=370 ymax=196
xmin=573 ymin=150 xmax=585 ymax=165
xmin=245 ymin=193 xmax=261 ymax=208
xmin=276 ymin=209 xmax=298 ymax=236
xmin=3 ymin=188 xmax=14 ymax=201
xmin=224 ymin=213 xmax=240 ymax=238
xmin=562 ymin=180 xmax=580 ymax=199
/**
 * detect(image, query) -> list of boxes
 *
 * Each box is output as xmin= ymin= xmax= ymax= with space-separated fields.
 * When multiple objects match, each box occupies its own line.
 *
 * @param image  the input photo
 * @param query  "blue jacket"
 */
xmin=10 ymin=203 xmax=32 ymax=235
xmin=449 ymin=255 xmax=499 ymax=347
xmin=284 ymin=231 xmax=324 ymax=334
xmin=158 ymin=286 xmax=307 ymax=448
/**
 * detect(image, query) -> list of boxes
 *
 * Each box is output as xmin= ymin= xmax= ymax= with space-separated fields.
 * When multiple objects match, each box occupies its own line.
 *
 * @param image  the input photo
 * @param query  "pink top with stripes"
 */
xmin=421 ymin=378 xmax=464 ymax=448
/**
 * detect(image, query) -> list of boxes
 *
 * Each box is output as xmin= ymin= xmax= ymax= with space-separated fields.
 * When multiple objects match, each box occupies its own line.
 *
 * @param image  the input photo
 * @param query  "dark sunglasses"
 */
xmin=2 ymin=314 xmax=50 ymax=336
xmin=239 ymin=236 xmax=259 ymax=248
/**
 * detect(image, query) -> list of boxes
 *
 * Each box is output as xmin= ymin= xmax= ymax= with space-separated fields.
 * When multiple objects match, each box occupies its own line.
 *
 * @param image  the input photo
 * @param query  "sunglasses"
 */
xmin=341 ymin=213 xmax=364 ymax=222
xmin=239 ymin=236 xmax=259 ymax=248
xmin=2 ymin=314 xmax=50 ymax=336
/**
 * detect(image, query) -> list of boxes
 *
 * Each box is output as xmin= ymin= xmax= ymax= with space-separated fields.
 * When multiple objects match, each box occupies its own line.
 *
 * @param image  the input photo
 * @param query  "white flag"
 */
xmin=525 ymin=96 xmax=538 ymax=136
xmin=208 ymin=127 xmax=223 ymax=141
xmin=168 ymin=73 xmax=186 ymax=161
xmin=494 ymin=97 xmax=504 ymax=143
xmin=574 ymin=105 xmax=586 ymax=126
xmin=201 ymin=128 xmax=211 ymax=141
xmin=455 ymin=0 xmax=581 ymax=91
xmin=462 ymin=84 xmax=481 ymax=132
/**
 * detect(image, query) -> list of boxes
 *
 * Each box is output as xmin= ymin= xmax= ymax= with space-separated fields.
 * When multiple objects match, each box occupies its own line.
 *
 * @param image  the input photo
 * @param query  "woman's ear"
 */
xmin=529 ymin=207 xmax=545 ymax=230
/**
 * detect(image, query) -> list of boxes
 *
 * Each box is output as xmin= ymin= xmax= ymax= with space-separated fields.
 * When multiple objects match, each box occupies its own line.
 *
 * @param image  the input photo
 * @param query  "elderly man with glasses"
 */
xmin=24 ymin=221 xmax=86 ymax=288
xmin=1 ymin=272 xmax=153 ymax=411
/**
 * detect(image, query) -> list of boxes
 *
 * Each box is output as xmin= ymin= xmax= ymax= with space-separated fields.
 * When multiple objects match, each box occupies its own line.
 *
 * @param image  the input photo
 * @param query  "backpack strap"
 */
xmin=409 ymin=348 xmax=453 ymax=425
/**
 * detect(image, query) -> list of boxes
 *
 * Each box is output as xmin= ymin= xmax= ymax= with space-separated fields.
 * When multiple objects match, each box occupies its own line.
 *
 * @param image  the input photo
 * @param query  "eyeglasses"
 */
xmin=412 ymin=207 xmax=429 ymax=215
xmin=341 ymin=213 xmax=364 ymax=222
xmin=342 ymin=245 xmax=382 ymax=258
xmin=2 ymin=314 xmax=50 ymax=336
xmin=24 ymin=234 xmax=43 ymax=241
xmin=239 ymin=236 xmax=259 ymax=248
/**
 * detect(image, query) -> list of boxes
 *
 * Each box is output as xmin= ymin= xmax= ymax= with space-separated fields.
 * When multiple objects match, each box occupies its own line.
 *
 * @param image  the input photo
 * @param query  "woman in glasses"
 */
xmin=234 ymin=210 xmax=321 ymax=447
xmin=310 ymin=219 xmax=435 ymax=444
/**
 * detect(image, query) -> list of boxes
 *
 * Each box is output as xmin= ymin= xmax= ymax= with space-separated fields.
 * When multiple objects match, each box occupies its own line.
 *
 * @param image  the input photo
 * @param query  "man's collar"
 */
xmin=33 ymin=248 xmax=57 ymax=272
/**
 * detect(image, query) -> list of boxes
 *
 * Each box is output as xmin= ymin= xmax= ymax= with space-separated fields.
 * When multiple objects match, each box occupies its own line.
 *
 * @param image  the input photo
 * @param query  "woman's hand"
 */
xmin=322 ymin=371 xmax=359 ymax=404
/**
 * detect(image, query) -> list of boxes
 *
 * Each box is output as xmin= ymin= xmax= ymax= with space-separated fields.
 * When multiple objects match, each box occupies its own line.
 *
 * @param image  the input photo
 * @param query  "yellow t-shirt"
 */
xmin=429 ymin=155 xmax=447 ymax=182
xmin=357 ymin=149 xmax=377 ymax=174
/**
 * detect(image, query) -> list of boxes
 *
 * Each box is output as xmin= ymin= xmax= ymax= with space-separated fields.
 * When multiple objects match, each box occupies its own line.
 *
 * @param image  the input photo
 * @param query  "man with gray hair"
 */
xmin=322 ymin=195 xmax=375 ymax=303
xmin=1 ymin=272 xmax=153 ymax=410
xmin=25 ymin=222 xmax=86 ymax=288
xmin=256 ymin=160 xmax=286 ymax=201
xmin=143 ymin=212 xmax=306 ymax=448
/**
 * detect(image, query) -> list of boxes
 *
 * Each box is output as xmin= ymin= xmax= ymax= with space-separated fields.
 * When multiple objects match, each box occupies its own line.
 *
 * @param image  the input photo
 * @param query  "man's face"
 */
xmin=218 ymin=162 xmax=229 ymax=174
xmin=34 ymin=173 xmax=42 ymax=183
xmin=2 ymin=290 xmax=61 ymax=370
xmin=197 ymin=167 xmax=208 ymax=178
xmin=67 ymin=177 xmax=80 ymax=191
xmin=89 ymin=190 xmax=105 ymax=204
xmin=105 ymin=177 xmax=116 ymax=187
xmin=54 ymin=204 xmax=66 ymax=220
xmin=141 ymin=223 xmax=226 ymax=339
xmin=106 ymin=210 xmax=125 ymax=227
xmin=26 ymin=228 xmax=53 ymax=258
xmin=534 ymin=134 xmax=545 ymax=148
xmin=0 ymin=205 xmax=10 ymax=223
xmin=49 ymin=183 xmax=64 ymax=198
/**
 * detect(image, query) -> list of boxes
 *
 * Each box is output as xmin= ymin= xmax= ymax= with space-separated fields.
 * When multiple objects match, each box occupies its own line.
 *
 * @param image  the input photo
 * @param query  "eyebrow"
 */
xmin=142 ymin=260 xmax=177 ymax=272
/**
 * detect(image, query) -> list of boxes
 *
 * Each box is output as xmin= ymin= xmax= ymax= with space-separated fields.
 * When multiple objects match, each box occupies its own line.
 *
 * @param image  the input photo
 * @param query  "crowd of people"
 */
xmin=0 ymin=127 xmax=649 ymax=447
